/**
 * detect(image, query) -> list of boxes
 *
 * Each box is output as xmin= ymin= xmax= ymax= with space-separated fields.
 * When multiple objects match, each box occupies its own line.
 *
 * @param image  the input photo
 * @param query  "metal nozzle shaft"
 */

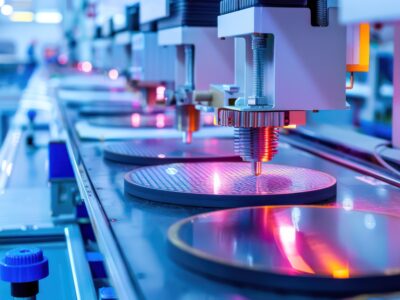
xmin=252 ymin=161 xmax=263 ymax=176
xmin=182 ymin=131 xmax=193 ymax=144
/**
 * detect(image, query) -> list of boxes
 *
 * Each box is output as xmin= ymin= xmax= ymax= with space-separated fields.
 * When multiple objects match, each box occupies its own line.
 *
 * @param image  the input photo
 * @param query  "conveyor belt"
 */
xmin=59 ymin=93 xmax=400 ymax=299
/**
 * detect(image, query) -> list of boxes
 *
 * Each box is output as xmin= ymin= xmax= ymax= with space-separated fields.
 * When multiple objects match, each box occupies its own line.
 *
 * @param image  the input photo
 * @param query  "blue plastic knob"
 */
xmin=0 ymin=248 xmax=49 ymax=283
xmin=27 ymin=110 xmax=37 ymax=123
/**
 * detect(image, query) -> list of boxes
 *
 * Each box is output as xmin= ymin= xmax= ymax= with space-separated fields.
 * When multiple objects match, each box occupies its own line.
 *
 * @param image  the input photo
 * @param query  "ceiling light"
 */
xmin=113 ymin=13 xmax=125 ymax=27
xmin=1 ymin=4 xmax=13 ymax=16
xmin=35 ymin=11 xmax=62 ymax=24
xmin=10 ymin=11 xmax=34 ymax=22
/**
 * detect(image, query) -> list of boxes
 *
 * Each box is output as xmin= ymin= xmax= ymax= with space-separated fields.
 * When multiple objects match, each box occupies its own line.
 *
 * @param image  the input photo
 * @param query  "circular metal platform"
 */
xmin=88 ymin=114 xmax=174 ymax=128
xmin=66 ymin=99 xmax=139 ymax=109
xmin=124 ymin=163 xmax=337 ymax=207
xmin=106 ymin=139 xmax=240 ymax=165
xmin=168 ymin=206 xmax=400 ymax=295
xmin=88 ymin=112 xmax=215 ymax=128
xmin=60 ymin=85 xmax=125 ymax=92
xmin=79 ymin=104 xmax=167 ymax=117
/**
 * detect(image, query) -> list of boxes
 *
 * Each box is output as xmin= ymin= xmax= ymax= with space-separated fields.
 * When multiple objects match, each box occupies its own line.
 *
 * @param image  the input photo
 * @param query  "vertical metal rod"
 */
xmin=393 ymin=23 xmax=400 ymax=149
xmin=313 ymin=0 xmax=328 ymax=27
xmin=252 ymin=161 xmax=262 ymax=176
xmin=184 ymin=45 xmax=194 ymax=91
xmin=182 ymin=131 xmax=192 ymax=144
xmin=250 ymin=34 xmax=267 ymax=176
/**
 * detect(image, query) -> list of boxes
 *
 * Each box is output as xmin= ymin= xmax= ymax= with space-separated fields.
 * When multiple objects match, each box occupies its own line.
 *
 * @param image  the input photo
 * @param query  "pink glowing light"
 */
xmin=277 ymin=224 xmax=315 ymax=275
xmin=130 ymin=113 xmax=141 ymax=128
xmin=58 ymin=54 xmax=68 ymax=65
xmin=79 ymin=61 xmax=93 ymax=73
xmin=156 ymin=86 xmax=166 ymax=102
xmin=279 ymin=226 xmax=296 ymax=248
xmin=212 ymin=172 xmax=222 ymax=194
xmin=203 ymin=114 xmax=215 ymax=126
xmin=156 ymin=113 xmax=166 ymax=128
xmin=108 ymin=69 xmax=119 ymax=80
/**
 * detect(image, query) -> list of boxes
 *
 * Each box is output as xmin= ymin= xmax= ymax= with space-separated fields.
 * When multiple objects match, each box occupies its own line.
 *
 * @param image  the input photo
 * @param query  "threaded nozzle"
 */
xmin=234 ymin=127 xmax=279 ymax=176
xmin=252 ymin=34 xmax=267 ymax=99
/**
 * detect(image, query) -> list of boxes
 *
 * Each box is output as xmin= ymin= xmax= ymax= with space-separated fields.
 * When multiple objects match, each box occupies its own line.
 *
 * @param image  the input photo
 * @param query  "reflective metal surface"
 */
xmin=168 ymin=206 xmax=400 ymax=295
xmin=66 ymin=100 xmax=138 ymax=109
xmin=88 ymin=114 xmax=174 ymax=128
xmin=58 ymin=90 xmax=135 ymax=104
xmin=79 ymin=104 xmax=167 ymax=117
xmin=87 ymin=111 xmax=215 ymax=129
xmin=124 ymin=163 xmax=336 ymax=207
xmin=105 ymin=138 xmax=240 ymax=165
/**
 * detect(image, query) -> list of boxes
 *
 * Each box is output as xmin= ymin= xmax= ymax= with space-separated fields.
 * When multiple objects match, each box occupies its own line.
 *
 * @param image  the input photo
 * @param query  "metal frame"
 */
xmin=281 ymin=135 xmax=400 ymax=187
xmin=52 ymin=83 xmax=141 ymax=299
xmin=0 ymin=127 xmax=22 ymax=192
xmin=64 ymin=134 xmax=141 ymax=300
xmin=393 ymin=23 xmax=400 ymax=149
xmin=64 ymin=226 xmax=97 ymax=300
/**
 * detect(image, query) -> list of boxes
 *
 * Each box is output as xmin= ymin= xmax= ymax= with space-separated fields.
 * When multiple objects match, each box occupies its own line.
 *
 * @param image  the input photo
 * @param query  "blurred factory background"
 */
xmin=0 ymin=0 xmax=396 ymax=143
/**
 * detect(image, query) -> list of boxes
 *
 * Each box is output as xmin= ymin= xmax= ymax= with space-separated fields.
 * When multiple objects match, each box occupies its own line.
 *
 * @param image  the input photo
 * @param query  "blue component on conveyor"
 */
xmin=0 ymin=248 xmax=49 ymax=283
xmin=0 ymin=247 xmax=49 ymax=299
xmin=99 ymin=287 xmax=118 ymax=300
xmin=49 ymin=141 xmax=75 ymax=180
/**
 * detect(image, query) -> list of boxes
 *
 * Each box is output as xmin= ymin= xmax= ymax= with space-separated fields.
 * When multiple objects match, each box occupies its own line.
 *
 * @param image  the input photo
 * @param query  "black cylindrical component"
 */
xmin=126 ymin=4 xmax=140 ymax=32
xmin=11 ymin=281 xmax=38 ymax=298
xmin=310 ymin=0 xmax=328 ymax=27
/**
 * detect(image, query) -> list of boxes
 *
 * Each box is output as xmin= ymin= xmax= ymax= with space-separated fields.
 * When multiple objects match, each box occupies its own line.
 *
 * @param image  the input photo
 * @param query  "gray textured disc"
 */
xmin=106 ymin=139 xmax=240 ymax=165
xmin=124 ymin=163 xmax=336 ymax=207
xmin=168 ymin=206 xmax=400 ymax=295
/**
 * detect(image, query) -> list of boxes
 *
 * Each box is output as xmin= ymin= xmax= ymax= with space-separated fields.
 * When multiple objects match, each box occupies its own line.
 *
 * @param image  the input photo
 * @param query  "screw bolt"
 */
xmin=250 ymin=34 xmax=268 ymax=106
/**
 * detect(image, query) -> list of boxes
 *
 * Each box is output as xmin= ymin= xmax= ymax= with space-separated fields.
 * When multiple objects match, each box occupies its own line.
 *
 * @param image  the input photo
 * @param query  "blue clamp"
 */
xmin=0 ymin=247 xmax=49 ymax=283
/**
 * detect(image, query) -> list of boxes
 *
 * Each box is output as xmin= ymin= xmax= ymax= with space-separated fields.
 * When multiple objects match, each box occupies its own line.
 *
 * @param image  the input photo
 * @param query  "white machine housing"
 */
xmin=131 ymin=32 xmax=175 ymax=84
xmin=218 ymin=7 xmax=348 ymax=111
xmin=112 ymin=31 xmax=131 ymax=72
xmin=158 ymin=27 xmax=235 ymax=91
xmin=92 ymin=38 xmax=112 ymax=70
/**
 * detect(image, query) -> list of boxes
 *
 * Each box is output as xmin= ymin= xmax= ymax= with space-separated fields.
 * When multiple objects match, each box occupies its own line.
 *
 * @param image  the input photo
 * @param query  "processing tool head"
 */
xmin=210 ymin=3 xmax=352 ymax=175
